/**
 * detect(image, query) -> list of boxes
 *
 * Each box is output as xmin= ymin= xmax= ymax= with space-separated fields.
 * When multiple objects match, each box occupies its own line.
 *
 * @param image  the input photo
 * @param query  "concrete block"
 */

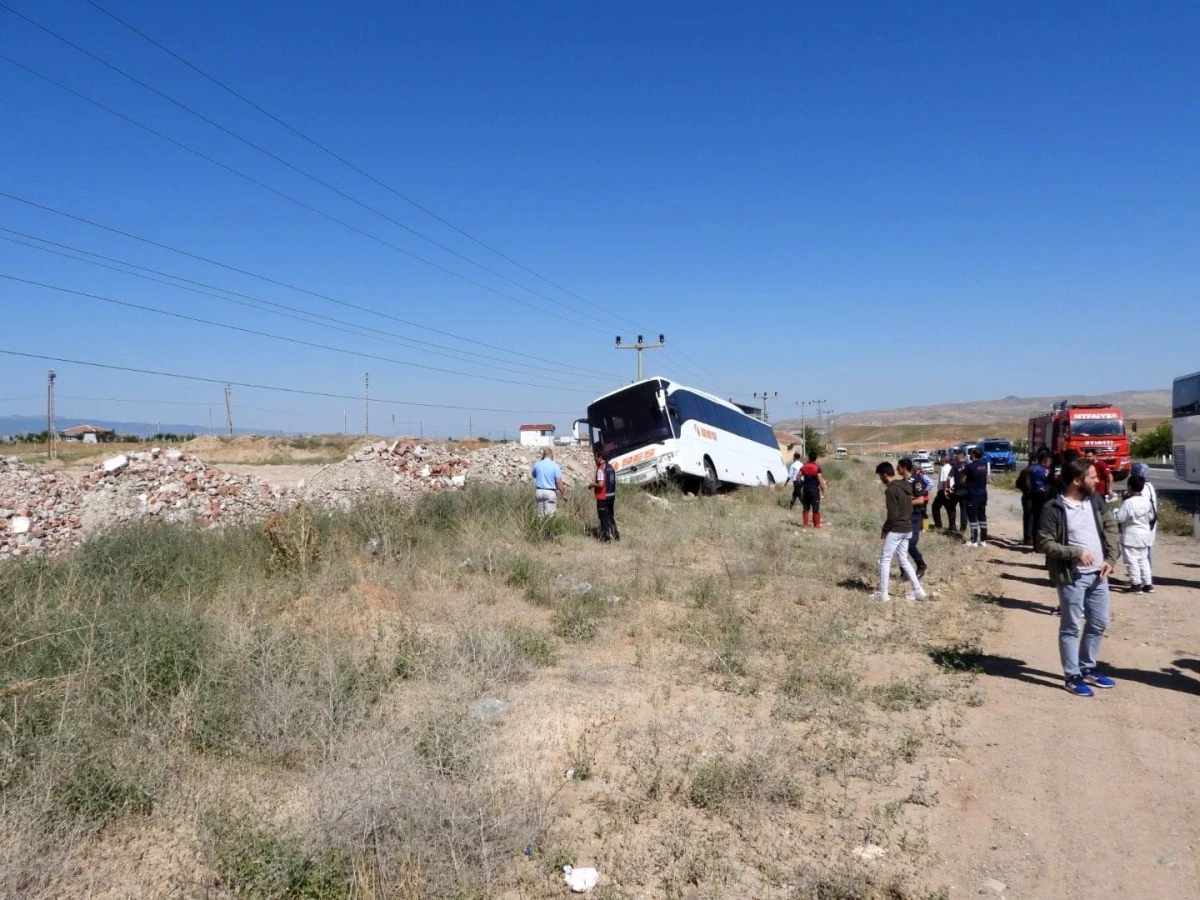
xmin=10 ymin=516 xmax=31 ymax=534
xmin=102 ymin=454 xmax=129 ymax=474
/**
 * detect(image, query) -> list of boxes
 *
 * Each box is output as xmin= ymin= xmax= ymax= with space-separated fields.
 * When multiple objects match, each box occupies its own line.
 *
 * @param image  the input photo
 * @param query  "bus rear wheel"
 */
xmin=702 ymin=458 xmax=719 ymax=495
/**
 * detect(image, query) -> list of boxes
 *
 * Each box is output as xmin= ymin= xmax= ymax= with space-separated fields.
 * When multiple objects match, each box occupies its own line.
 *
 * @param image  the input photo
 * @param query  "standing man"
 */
xmin=1027 ymin=451 xmax=1052 ymax=549
xmin=898 ymin=458 xmax=931 ymax=579
xmin=1016 ymin=456 xmax=1036 ymax=545
xmin=788 ymin=452 xmax=805 ymax=510
xmin=531 ymin=447 xmax=566 ymax=517
xmin=964 ymin=447 xmax=990 ymax=547
xmin=948 ymin=450 xmax=970 ymax=536
xmin=799 ymin=450 xmax=828 ymax=528
xmin=1036 ymin=457 xmax=1120 ymax=697
xmin=870 ymin=462 xmax=927 ymax=602
xmin=593 ymin=448 xmax=619 ymax=541
xmin=1086 ymin=449 xmax=1112 ymax=501
xmin=931 ymin=452 xmax=952 ymax=530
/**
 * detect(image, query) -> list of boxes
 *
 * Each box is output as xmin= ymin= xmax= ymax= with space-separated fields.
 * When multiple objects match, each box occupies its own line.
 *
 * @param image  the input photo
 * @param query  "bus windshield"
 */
xmin=1174 ymin=373 xmax=1200 ymax=418
xmin=1070 ymin=419 xmax=1124 ymax=437
xmin=588 ymin=381 xmax=675 ymax=457
xmin=981 ymin=441 xmax=1012 ymax=453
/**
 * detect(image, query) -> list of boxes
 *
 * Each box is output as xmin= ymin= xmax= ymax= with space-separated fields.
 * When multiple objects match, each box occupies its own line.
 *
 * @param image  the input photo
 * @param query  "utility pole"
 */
xmin=46 ymin=370 xmax=56 ymax=461
xmin=224 ymin=384 xmax=233 ymax=436
xmin=343 ymin=408 xmax=347 ymax=435
xmin=796 ymin=399 xmax=824 ymax=450
xmin=615 ymin=333 xmax=665 ymax=382
xmin=469 ymin=415 xmax=473 ymax=439
xmin=754 ymin=391 xmax=777 ymax=424
xmin=391 ymin=412 xmax=395 ymax=433
xmin=208 ymin=407 xmax=213 ymax=435
xmin=363 ymin=372 xmax=370 ymax=437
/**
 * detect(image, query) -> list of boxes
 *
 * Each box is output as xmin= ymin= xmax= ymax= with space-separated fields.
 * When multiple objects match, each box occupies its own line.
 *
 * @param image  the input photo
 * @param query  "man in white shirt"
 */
xmin=787 ymin=452 xmax=804 ymax=509
xmin=930 ymin=452 xmax=952 ymax=529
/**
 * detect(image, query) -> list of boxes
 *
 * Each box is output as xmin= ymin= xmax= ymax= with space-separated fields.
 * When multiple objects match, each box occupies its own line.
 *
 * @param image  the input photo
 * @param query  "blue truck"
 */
xmin=977 ymin=438 xmax=1018 ymax=471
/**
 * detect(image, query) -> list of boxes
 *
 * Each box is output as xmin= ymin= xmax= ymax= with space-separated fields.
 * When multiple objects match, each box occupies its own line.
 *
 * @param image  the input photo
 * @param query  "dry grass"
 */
xmin=0 ymin=463 xmax=994 ymax=898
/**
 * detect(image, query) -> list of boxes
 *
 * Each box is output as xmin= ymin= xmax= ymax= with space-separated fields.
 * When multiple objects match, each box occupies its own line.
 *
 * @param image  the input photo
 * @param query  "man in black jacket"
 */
xmin=1036 ymin=457 xmax=1120 ymax=697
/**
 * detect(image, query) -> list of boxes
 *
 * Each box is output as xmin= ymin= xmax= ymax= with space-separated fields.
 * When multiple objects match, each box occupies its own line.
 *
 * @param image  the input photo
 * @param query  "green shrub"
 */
xmin=208 ymin=817 xmax=354 ymax=899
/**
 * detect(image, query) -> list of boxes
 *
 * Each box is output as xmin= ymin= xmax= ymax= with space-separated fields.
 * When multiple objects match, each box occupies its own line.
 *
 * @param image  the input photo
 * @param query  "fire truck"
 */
xmin=1027 ymin=402 xmax=1132 ymax=482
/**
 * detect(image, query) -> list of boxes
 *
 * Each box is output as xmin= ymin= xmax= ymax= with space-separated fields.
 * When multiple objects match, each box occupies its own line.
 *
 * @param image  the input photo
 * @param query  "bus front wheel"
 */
xmin=702 ymin=458 xmax=719 ymax=495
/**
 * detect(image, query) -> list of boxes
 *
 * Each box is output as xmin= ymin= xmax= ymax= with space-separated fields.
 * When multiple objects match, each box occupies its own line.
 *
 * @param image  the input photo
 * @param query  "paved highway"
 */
xmin=1146 ymin=465 xmax=1200 ymax=514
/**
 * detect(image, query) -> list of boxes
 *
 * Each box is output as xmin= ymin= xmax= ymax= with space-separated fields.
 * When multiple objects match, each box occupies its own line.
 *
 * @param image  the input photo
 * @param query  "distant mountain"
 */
xmin=780 ymin=390 xmax=1171 ymax=428
xmin=0 ymin=414 xmax=260 ymax=438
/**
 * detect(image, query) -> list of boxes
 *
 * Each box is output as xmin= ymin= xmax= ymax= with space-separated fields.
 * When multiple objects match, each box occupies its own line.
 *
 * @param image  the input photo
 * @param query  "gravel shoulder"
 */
xmin=928 ymin=492 xmax=1200 ymax=899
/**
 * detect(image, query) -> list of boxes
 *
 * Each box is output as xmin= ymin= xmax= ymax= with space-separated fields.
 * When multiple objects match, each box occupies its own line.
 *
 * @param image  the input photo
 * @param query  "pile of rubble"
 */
xmin=465 ymin=443 xmax=593 ymax=484
xmin=304 ymin=439 xmax=470 ymax=508
xmin=0 ymin=441 xmax=601 ymax=559
xmin=79 ymin=448 xmax=291 ymax=534
xmin=0 ymin=457 xmax=83 ymax=557
xmin=304 ymin=440 xmax=595 ymax=508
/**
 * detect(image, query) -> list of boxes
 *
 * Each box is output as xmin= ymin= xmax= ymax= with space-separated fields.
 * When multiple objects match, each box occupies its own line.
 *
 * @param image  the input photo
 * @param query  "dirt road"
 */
xmin=930 ymin=492 xmax=1200 ymax=899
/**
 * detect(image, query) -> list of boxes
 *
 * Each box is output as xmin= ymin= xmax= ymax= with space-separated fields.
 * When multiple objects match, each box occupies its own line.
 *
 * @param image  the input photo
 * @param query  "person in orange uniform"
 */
xmin=593 ymin=449 xmax=619 ymax=541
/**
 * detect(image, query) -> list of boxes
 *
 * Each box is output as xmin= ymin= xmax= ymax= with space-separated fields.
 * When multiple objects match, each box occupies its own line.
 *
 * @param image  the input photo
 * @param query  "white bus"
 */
xmin=1172 ymin=371 xmax=1200 ymax=484
xmin=587 ymin=377 xmax=787 ymax=492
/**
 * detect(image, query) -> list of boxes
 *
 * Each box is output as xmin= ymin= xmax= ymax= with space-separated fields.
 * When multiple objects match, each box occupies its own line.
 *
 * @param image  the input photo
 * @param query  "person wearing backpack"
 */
xmin=593 ymin=448 xmax=620 ymax=542
xmin=1115 ymin=472 xmax=1156 ymax=592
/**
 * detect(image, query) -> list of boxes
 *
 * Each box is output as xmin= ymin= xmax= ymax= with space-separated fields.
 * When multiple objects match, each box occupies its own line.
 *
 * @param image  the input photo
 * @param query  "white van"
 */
xmin=835 ymin=446 xmax=848 ymax=460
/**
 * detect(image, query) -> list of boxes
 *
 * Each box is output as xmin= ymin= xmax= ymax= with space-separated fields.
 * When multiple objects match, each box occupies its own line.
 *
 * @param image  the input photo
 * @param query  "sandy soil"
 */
xmin=216 ymin=463 xmax=328 ymax=490
xmin=928 ymin=492 xmax=1200 ymax=899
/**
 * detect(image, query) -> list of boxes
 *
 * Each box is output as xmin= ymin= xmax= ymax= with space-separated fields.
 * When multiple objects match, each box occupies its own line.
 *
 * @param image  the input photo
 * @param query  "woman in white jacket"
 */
xmin=1115 ymin=472 xmax=1156 ymax=593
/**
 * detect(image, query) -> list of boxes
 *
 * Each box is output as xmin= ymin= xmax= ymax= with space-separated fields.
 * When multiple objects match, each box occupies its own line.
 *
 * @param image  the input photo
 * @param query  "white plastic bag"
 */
xmin=563 ymin=864 xmax=598 ymax=892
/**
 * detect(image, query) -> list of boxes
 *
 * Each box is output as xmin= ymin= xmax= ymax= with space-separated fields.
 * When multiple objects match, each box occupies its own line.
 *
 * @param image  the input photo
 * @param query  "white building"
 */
xmin=518 ymin=423 xmax=555 ymax=447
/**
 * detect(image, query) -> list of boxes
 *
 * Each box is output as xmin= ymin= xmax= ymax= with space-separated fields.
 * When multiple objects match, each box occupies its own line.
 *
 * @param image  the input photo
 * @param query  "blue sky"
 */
xmin=1 ymin=1 xmax=1197 ymax=436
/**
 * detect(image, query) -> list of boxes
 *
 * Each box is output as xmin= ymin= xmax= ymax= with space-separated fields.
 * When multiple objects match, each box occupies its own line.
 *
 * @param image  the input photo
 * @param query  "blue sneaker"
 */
xmin=1081 ymin=669 xmax=1116 ymax=689
xmin=1064 ymin=675 xmax=1094 ymax=697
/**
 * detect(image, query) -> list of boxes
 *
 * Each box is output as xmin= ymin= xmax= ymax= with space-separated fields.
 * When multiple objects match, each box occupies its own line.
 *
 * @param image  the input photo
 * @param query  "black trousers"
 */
xmin=946 ymin=493 xmax=965 ymax=531
xmin=790 ymin=482 xmax=803 ymax=508
xmin=931 ymin=489 xmax=948 ymax=528
xmin=1021 ymin=494 xmax=1033 ymax=543
xmin=597 ymin=497 xmax=618 ymax=541
xmin=801 ymin=489 xmax=821 ymax=513
xmin=1029 ymin=491 xmax=1047 ymax=546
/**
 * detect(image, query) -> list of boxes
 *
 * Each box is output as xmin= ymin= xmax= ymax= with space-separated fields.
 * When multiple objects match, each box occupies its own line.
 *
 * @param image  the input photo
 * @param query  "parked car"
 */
xmin=977 ymin=438 xmax=1018 ymax=471
xmin=912 ymin=449 xmax=934 ymax=473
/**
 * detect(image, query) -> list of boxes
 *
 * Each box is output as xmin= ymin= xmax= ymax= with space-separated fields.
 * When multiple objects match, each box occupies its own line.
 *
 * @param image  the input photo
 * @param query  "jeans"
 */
xmin=597 ymin=497 xmax=619 ymax=541
xmin=535 ymin=488 xmax=558 ymax=517
xmin=879 ymin=531 xmax=921 ymax=597
xmin=1058 ymin=570 xmax=1110 ymax=678
xmin=965 ymin=496 xmax=988 ymax=543
xmin=931 ymin=490 xmax=948 ymax=528
xmin=908 ymin=512 xmax=926 ymax=568
xmin=1121 ymin=545 xmax=1151 ymax=586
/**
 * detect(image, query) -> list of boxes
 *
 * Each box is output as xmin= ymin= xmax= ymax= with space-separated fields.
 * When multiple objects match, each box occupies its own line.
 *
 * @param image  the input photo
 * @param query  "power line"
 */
xmin=71 ymin=0 xmax=739 ymax=397
xmin=58 ymin=395 xmax=336 ymax=422
xmin=81 ymin=0 xmax=648 ymax=334
xmin=0 ymin=349 xmax=581 ymax=414
xmin=0 ymin=273 xmax=590 ymax=393
xmin=0 ymin=191 xmax=613 ymax=380
xmin=0 ymin=229 xmax=612 ymax=387
xmin=0 ymin=2 xmax=628 ymax=334
xmin=0 ymin=52 xmax=611 ymax=335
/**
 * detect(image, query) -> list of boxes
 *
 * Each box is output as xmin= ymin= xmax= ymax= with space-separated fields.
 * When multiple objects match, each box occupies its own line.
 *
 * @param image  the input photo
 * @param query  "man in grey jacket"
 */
xmin=1036 ymin=457 xmax=1120 ymax=697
